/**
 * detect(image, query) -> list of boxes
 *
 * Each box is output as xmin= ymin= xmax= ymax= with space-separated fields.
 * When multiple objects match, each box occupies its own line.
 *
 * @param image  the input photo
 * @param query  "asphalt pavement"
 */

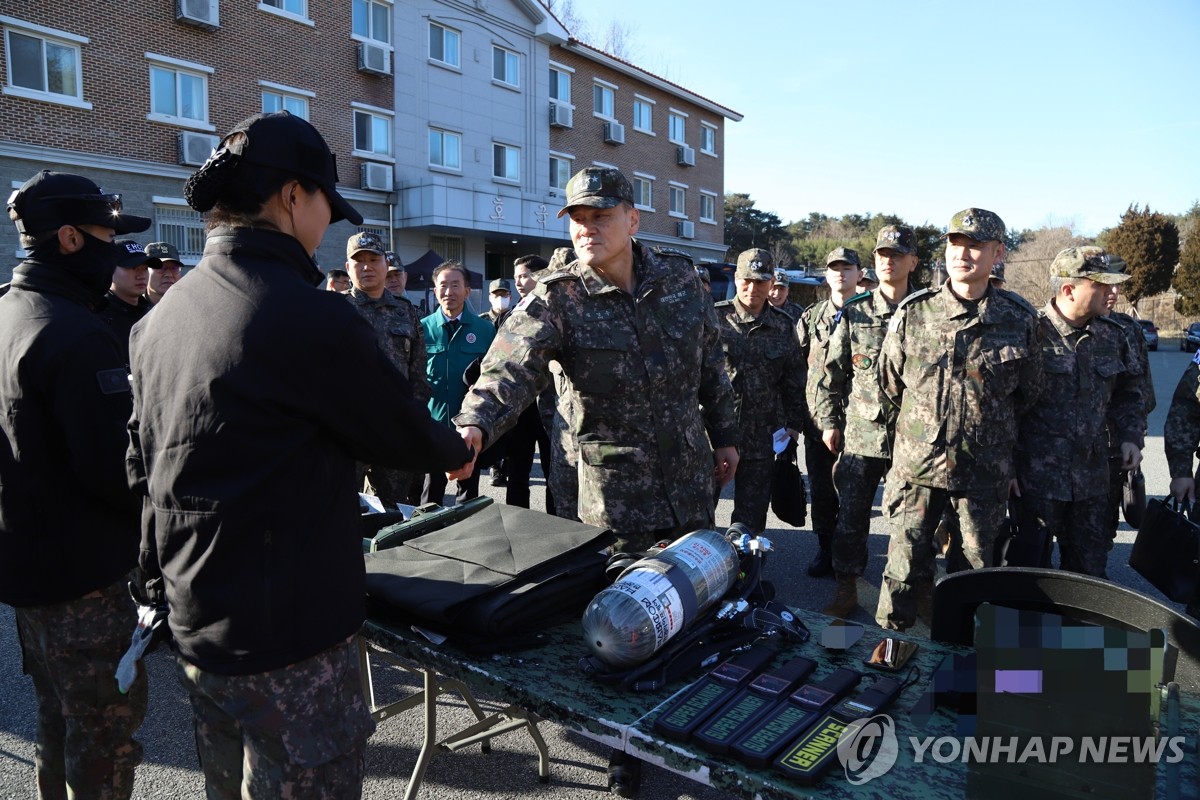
xmin=0 ymin=344 xmax=1192 ymax=800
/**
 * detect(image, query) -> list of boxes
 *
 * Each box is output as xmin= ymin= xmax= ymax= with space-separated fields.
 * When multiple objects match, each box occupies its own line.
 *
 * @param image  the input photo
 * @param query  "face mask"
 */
xmin=491 ymin=295 xmax=511 ymax=312
xmin=32 ymin=227 xmax=126 ymax=296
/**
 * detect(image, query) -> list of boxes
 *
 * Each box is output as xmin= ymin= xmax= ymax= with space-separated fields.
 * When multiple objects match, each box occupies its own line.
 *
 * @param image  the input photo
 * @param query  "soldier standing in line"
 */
xmin=714 ymin=248 xmax=807 ymax=533
xmin=812 ymin=225 xmax=919 ymax=618
xmin=767 ymin=268 xmax=805 ymax=322
xmin=451 ymin=167 xmax=740 ymax=554
xmin=1 ymin=170 xmax=151 ymax=798
xmin=144 ymin=241 xmax=184 ymax=304
xmin=384 ymin=251 xmax=407 ymax=296
xmin=857 ymin=267 xmax=880 ymax=293
xmin=797 ymin=248 xmax=863 ymax=577
xmin=1166 ymin=351 xmax=1200 ymax=505
xmin=1014 ymin=247 xmax=1144 ymax=576
xmin=1101 ymin=255 xmax=1155 ymax=537
xmin=345 ymin=231 xmax=430 ymax=507
xmin=876 ymin=208 xmax=1043 ymax=632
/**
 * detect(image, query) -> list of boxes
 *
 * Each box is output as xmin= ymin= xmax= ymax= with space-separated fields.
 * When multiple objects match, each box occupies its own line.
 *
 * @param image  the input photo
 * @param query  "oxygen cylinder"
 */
xmin=581 ymin=529 xmax=741 ymax=668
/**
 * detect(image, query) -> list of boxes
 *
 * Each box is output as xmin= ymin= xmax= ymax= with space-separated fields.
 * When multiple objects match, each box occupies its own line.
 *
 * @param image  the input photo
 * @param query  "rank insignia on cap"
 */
xmin=961 ymin=215 xmax=974 ymax=228
xmin=586 ymin=173 xmax=603 ymax=191
xmin=884 ymin=230 xmax=899 ymax=242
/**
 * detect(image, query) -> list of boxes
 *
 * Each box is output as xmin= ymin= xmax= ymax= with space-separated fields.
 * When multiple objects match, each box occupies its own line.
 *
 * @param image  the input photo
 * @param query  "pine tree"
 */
xmin=1103 ymin=205 xmax=1180 ymax=306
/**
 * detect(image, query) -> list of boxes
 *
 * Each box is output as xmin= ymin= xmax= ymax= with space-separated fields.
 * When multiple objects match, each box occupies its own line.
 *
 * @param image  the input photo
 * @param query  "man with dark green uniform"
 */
xmin=798 ymin=248 xmax=863 ymax=576
xmin=812 ymin=225 xmax=918 ymax=617
xmin=715 ymin=248 xmax=806 ymax=533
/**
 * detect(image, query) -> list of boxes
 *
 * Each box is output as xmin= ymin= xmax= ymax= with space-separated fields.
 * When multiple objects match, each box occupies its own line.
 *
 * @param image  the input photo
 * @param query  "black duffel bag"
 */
xmin=1129 ymin=498 xmax=1200 ymax=603
xmin=770 ymin=440 xmax=806 ymax=527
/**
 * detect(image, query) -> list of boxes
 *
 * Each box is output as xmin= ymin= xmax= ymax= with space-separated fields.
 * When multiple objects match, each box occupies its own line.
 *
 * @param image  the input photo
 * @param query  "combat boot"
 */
xmin=822 ymin=574 xmax=859 ymax=619
xmin=807 ymin=534 xmax=833 ymax=578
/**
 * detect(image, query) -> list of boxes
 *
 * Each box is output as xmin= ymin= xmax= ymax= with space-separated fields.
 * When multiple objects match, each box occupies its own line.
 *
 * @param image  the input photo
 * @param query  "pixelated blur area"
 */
xmin=969 ymin=603 xmax=1163 ymax=799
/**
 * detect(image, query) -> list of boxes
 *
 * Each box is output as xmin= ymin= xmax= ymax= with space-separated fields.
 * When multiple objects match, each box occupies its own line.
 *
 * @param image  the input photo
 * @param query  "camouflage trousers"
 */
xmin=831 ymin=453 xmax=889 ymax=577
xmin=357 ymin=463 xmax=416 ymax=510
xmin=548 ymin=408 xmax=579 ymax=523
xmin=175 ymin=635 xmax=375 ymax=800
xmin=877 ymin=481 xmax=1005 ymax=631
xmin=1105 ymin=458 xmax=1125 ymax=541
xmin=803 ymin=433 xmax=839 ymax=539
xmin=14 ymin=573 xmax=147 ymax=800
xmin=730 ymin=456 xmax=774 ymax=534
xmin=1024 ymin=494 xmax=1111 ymax=577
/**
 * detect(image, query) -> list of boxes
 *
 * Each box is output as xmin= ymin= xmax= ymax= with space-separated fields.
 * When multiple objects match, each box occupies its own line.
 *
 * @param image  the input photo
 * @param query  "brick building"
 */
xmin=0 ymin=1 xmax=740 ymax=301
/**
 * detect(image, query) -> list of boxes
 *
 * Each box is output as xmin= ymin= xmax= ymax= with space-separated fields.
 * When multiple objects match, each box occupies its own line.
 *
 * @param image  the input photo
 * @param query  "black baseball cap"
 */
xmin=7 ymin=171 xmax=151 ymax=237
xmin=113 ymin=239 xmax=161 ymax=269
xmin=187 ymin=111 xmax=362 ymax=225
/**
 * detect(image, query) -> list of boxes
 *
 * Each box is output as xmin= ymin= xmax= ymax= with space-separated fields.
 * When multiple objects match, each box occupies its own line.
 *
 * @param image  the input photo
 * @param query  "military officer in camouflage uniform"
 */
xmin=1101 ymin=256 xmax=1155 ymax=536
xmin=768 ymin=268 xmax=805 ymax=322
xmin=811 ymin=225 xmax=919 ymax=617
xmin=452 ymin=167 xmax=740 ymax=554
xmin=715 ymin=248 xmax=807 ymax=533
xmin=798 ymin=248 xmax=864 ymax=576
xmin=1016 ymin=247 xmax=1144 ymax=576
xmin=345 ymin=231 xmax=430 ymax=506
xmin=858 ymin=267 xmax=880 ymax=292
xmin=877 ymin=208 xmax=1043 ymax=631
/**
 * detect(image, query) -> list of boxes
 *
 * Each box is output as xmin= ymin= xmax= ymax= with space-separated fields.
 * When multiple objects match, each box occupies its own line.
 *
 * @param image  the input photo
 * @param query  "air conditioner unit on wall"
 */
xmin=677 ymin=145 xmax=696 ymax=167
xmin=178 ymin=131 xmax=219 ymax=167
xmin=677 ymin=220 xmax=695 ymax=239
xmin=603 ymin=121 xmax=625 ymax=145
xmin=361 ymin=162 xmax=393 ymax=192
xmin=358 ymin=41 xmax=391 ymax=76
xmin=550 ymin=103 xmax=573 ymax=129
xmin=176 ymin=0 xmax=219 ymax=29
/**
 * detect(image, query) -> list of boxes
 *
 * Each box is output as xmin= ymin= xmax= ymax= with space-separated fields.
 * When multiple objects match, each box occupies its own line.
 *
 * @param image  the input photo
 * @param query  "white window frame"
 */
xmin=669 ymin=181 xmax=687 ymax=218
xmin=152 ymin=197 xmax=205 ymax=265
xmin=492 ymin=45 xmax=519 ymax=88
xmin=632 ymin=172 xmax=655 ymax=212
xmin=352 ymin=102 xmax=394 ymax=162
xmin=257 ymin=0 xmax=314 ymax=26
xmin=699 ymin=191 xmax=717 ymax=224
xmin=259 ymin=80 xmax=313 ymax=120
xmin=351 ymin=0 xmax=392 ymax=45
xmin=632 ymin=95 xmax=655 ymax=135
xmin=700 ymin=122 xmax=718 ymax=156
xmin=1 ymin=16 xmax=90 ymax=109
xmin=549 ymin=152 xmax=572 ymax=192
xmin=429 ymin=22 xmax=461 ymax=69
xmin=493 ymin=143 xmax=520 ymax=183
xmin=429 ymin=127 xmax=462 ymax=171
xmin=593 ymin=79 xmax=616 ymax=120
xmin=145 ymin=53 xmax=214 ymax=131
xmin=668 ymin=109 xmax=688 ymax=145
xmin=549 ymin=62 xmax=573 ymax=107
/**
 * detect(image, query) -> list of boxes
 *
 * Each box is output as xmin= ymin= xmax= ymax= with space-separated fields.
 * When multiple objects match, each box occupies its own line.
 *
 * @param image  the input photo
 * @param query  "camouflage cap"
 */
xmin=772 ymin=268 xmax=789 ymax=287
xmin=873 ymin=224 xmax=917 ymax=254
xmin=736 ymin=248 xmax=774 ymax=281
xmin=1050 ymin=246 xmax=1131 ymax=285
xmin=859 ymin=268 xmax=879 ymax=286
xmin=385 ymin=251 xmax=404 ymax=271
xmin=694 ymin=264 xmax=711 ymax=285
xmin=556 ymin=167 xmax=635 ymax=218
xmin=941 ymin=208 xmax=1006 ymax=242
xmin=825 ymin=246 xmax=861 ymax=268
xmin=990 ymin=262 xmax=1006 ymax=283
xmin=347 ymin=231 xmax=386 ymax=260
xmin=488 ymin=278 xmax=514 ymax=294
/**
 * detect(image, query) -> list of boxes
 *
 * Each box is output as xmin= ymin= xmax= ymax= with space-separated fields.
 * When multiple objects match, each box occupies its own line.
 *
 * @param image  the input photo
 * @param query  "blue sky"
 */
xmin=587 ymin=0 xmax=1200 ymax=236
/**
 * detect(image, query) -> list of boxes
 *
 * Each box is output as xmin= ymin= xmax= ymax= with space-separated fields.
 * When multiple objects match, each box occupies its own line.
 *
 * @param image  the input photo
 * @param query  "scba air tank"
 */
xmin=581 ymin=529 xmax=740 ymax=668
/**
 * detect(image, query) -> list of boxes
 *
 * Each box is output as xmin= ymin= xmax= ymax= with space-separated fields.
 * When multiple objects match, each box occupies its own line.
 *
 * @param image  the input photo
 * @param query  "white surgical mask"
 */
xmin=491 ymin=295 xmax=511 ymax=312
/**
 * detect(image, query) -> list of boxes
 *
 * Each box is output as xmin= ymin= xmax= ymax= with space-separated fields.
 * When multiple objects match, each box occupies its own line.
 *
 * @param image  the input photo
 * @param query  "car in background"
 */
xmin=1137 ymin=319 xmax=1159 ymax=351
xmin=1182 ymin=322 xmax=1200 ymax=353
xmin=697 ymin=262 xmax=736 ymax=303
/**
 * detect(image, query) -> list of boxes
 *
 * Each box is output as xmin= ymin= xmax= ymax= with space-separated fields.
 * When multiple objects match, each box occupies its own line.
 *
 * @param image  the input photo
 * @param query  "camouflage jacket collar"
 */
xmin=938 ymin=282 xmax=1005 ymax=323
xmin=729 ymin=296 xmax=766 ymax=324
xmin=573 ymin=239 xmax=668 ymax=298
xmin=1042 ymin=299 xmax=1090 ymax=342
xmin=348 ymin=286 xmax=401 ymax=308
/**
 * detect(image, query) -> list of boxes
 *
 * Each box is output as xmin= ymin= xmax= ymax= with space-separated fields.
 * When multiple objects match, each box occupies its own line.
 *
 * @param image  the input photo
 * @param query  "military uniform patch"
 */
xmin=851 ymin=354 xmax=873 ymax=369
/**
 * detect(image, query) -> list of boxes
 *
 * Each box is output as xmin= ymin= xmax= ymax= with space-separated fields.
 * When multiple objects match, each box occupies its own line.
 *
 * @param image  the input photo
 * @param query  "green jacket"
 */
xmin=421 ymin=307 xmax=495 ymax=425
